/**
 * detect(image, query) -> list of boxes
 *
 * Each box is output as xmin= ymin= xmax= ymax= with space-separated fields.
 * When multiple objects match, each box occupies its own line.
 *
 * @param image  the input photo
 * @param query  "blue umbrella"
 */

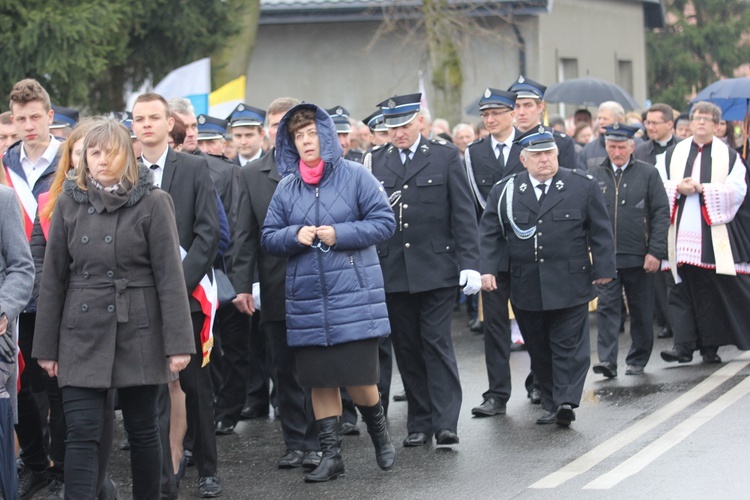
xmin=691 ymin=77 xmax=750 ymax=121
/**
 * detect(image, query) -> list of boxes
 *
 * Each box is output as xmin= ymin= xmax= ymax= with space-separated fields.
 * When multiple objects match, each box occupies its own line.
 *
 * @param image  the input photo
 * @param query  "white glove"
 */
xmin=252 ymin=282 xmax=262 ymax=311
xmin=459 ymin=269 xmax=481 ymax=296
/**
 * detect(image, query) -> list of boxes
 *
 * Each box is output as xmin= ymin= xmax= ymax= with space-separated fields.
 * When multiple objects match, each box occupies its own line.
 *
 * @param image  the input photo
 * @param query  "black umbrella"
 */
xmin=544 ymin=77 xmax=640 ymax=110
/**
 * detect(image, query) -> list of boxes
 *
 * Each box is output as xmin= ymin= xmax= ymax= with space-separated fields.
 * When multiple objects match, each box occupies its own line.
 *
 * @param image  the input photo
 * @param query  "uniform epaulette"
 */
xmin=467 ymin=137 xmax=484 ymax=148
xmin=571 ymin=169 xmax=595 ymax=180
xmin=369 ymin=143 xmax=388 ymax=153
xmin=553 ymin=130 xmax=568 ymax=138
xmin=430 ymin=138 xmax=451 ymax=147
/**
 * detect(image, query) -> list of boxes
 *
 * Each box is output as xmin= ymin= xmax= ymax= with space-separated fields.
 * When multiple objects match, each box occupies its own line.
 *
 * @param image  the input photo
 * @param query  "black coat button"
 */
xmin=81 ymin=304 xmax=88 ymax=312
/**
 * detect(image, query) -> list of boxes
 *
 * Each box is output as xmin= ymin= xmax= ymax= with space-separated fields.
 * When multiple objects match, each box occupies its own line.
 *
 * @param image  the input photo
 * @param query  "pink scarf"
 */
xmin=299 ymin=159 xmax=325 ymax=185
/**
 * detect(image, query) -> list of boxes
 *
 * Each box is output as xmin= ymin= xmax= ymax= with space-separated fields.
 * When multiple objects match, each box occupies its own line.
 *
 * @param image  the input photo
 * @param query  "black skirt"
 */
xmin=295 ymin=338 xmax=380 ymax=388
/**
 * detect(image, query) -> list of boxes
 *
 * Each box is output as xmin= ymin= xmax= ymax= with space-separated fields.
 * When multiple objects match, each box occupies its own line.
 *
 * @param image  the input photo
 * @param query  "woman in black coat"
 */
xmin=33 ymin=120 xmax=195 ymax=499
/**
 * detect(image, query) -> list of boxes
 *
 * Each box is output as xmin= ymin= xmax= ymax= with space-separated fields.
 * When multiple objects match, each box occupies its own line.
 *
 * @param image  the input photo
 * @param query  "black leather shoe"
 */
xmin=661 ymin=348 xmax=693 ymax=363
xmin=392 ymin=391 xmax=407 ymax=402
xmin=469 ymin=317 xmax=482 ymax=332
xmin=657 ymin=327 xmax=673 ymax=339
xmin=183 ymin=449 xmax=194 ymax=467
xmin=302 ymin=451 xmax=322 ymax=471
xmin=625 ymin=365 xmax=644 ymax=375
xmin=528 ymin=388 xmax=542 ymax=405
xmin=510 ymin=342 xmax=526 ymax=352
xmin=340 ymin=421 xmax=360 ymax=436
xmin=702 ymin=353 xmax=722 ymax=364
xmin=240 ymin=406 xmax=268 ymax=419
xmin=536 ymin=410 xmax=556 ymax=424
xmin=197 ymin=475 xmax=222 ymax=498
xmin=277 ymin=449 xmax=304 ymax=469
xmin=403 ymin=432 xmax=430 ymax=447
xmin=214 ymin=421 xmax=235 ymax=436
xmin=18 ymin=466 xmax=49 ymax=499
xmin=471 ymin=397 xmax=506 ymax=417
xmin=555 ymin=404 xmax=576 ymax=427
xmin=435 ymin=429 xmax=459 ymax=445
xmin=593 ymin=362 xmax=617 ymax=379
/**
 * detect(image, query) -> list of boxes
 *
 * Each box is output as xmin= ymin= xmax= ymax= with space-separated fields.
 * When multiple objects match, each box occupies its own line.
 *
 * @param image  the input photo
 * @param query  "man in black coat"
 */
xmin=464 ymin=88 xmax=525 ymax=418
xmin=508 ymin=76 xmax=577 ymax=169
xmin=239 ymin=97 xmax=320 ymax=470
xmin=367 ymin=93 xmax=481 ymax=447
xmin=132 ymin=93 xmax=222 ymax=498
xmin=634 ymin=103 xmax=680 ymax=340
xmin=589 ymin=124 xmax=670 ymax=378
xmin=480 ymin=130 xmax=616 ymax=427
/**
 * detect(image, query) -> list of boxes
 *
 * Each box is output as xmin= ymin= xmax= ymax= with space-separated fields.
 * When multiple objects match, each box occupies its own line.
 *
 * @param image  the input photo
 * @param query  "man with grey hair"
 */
xmin=452 ymin=123 xmax=475 ymax=154
xmin=480 ymin=129 xmax=615 ymax=426
xmin=577 ymin=101 xmax=627 ymax=170
xmin=589 ymin=124 xmax=670 ymax=378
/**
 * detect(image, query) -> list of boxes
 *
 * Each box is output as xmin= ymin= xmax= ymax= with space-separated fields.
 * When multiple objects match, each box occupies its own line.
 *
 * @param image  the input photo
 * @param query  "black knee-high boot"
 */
xmin=303 ymin=416 xmax=345 ymax=482
xmin=357 ymin=402 xmax=395 ymax=471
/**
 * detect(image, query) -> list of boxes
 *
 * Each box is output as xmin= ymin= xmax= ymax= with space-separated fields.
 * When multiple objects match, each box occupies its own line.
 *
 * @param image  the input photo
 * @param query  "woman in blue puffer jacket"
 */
xmin=262 ymin=103 xmax=396 ymax=482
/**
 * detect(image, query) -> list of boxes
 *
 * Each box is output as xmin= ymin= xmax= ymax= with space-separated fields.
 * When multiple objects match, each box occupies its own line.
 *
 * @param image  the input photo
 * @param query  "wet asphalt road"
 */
xmin=56 ymin=309 xmax=750 ymax=499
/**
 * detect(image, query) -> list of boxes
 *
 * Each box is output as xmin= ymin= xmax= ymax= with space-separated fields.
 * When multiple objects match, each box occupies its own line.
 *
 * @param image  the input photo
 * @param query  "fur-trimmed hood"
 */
xmin=63 ymin=164 xmax=155 ymax=209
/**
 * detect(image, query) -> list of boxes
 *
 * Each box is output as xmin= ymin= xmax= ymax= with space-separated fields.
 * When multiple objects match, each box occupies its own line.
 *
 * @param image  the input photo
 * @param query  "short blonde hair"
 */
xmin=74 ymin=120 xmax=139 ymax=191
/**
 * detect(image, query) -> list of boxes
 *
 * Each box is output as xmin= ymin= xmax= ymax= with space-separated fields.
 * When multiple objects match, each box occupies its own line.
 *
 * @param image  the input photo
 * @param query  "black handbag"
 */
xmin=214 ymin=258 xmax=237 ymax=307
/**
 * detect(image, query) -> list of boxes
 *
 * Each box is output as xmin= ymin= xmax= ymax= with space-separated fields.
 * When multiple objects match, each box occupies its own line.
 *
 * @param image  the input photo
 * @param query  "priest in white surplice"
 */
xmin=655 ymin=101 xmax=750 ymax=364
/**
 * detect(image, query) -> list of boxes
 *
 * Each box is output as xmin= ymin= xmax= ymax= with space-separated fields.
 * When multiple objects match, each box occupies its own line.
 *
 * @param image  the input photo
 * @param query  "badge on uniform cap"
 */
xmin=484 ymin=88 xmax=491 ymax=98
xmin=336 ymin=107 xmax=344 ymax=115
xmin=237 ymin=104 xmax=245 ymax=111
xmin=519 ymin=183 xmax=528 ymax=192
xmin=537 ymin=125 xmax=545 ymax=134
xmin=198 ymin=116 xmax=206 ymax=124
xmin=519 ymin=76 xmax=525 ymax=83
xmin=613 ymin=122 xmax=620 ymax=130
xmin=556 ymin=180 xmax=564 ymax=191
xmin=387 ymin=99 xmax=396 ymax=109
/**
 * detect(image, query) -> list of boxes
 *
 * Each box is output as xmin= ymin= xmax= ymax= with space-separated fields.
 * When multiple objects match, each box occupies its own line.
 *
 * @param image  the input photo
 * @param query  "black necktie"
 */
xmin=537 ymin=183 xmax=547 ymax=205
xmin=495 ymin=143 xmax=505 ymax=171
xmin=615 ymin=167 xmax=622 ymax=182
xmin=149 ymin=164 xmax=159 ymax=170
xmin=401 ymin=149 xmax=411 ymax=168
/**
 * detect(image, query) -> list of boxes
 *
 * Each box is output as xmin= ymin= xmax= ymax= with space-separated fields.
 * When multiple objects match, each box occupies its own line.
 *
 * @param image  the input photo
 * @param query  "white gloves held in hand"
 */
xmin=459 ymin=269 xmax=481 ymax=295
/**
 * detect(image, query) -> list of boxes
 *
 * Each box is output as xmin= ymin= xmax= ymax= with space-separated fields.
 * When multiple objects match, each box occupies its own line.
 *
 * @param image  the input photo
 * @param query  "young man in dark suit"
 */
xmin=132 ymin=93 xmax=222 ymax=498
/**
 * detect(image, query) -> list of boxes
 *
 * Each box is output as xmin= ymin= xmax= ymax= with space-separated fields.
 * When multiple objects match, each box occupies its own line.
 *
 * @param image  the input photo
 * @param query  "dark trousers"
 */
xmin=62 ymin=385 xmax=160 ymax=500
xmin=244 ymin=312 xmax=272 ymax=415
xmin=596 ymin=266 xmax=655 ymax=368
xmin=265 ymin=320 xmax=318 ymax=451
xmin=387 ymin=287 xmax=462 ymax=434
xmin=213 ymin=305 xmax=252 ymax=427
xmin=181 ymin=312 xmax=217 ymax=475
xmin=15 ymin=313 xmax=66 ymax=476
xmin=654 ymin=270 xmax=675 ymax=333
xmin=514 ymin=303 xmax=590 ymax=412
xmin=0 ymin=398 xmax=16 ymax=500
xmin=481 ymin=275 xmax=512 ymax=402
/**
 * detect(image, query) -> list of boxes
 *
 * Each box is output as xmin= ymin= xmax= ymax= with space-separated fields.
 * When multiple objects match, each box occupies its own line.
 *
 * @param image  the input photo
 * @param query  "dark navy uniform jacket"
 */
xmin=368 ymin=137 xmax=480 ymax=294
xmin=480 ymin=168 xmax=616 ymax=311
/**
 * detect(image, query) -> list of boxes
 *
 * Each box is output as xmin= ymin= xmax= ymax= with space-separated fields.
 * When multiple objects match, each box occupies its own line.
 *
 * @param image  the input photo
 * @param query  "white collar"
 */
xmin=141 ymin=145 xmax=169 ymax=169
xmin=490 ymin=128 xmax=515 ymax=152
xmin=20 ymin=135 xmax=60 ymax=165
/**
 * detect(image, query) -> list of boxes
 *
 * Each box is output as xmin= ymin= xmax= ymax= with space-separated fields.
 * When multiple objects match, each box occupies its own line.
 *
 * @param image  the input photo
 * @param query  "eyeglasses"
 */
xmin=690 ymin=115 xmax=716 ymax=123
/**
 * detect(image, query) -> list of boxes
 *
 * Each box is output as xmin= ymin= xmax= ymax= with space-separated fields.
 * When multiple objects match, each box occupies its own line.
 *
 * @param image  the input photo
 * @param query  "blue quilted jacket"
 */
xmin=261 ymin=104 xmax=396 ymax=347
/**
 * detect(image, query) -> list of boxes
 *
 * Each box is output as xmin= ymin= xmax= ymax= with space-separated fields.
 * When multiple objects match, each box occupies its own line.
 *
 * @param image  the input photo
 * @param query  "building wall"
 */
xmin=538 ymin=0 xmax=648 ymax=111
xmin=246 ymin=0 xmax=648 ymax=124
